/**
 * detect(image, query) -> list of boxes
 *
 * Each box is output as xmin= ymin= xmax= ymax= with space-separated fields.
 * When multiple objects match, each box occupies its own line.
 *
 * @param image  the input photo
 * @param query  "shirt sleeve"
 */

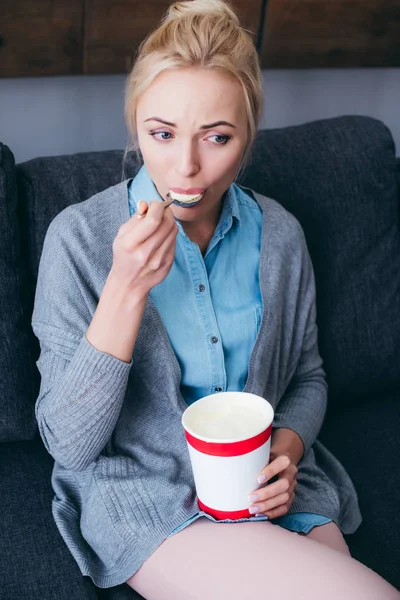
xmin=272 ymin=237 xmax=328 ymax=456
xmin=32 ymin=213 xmax=132 ymax=471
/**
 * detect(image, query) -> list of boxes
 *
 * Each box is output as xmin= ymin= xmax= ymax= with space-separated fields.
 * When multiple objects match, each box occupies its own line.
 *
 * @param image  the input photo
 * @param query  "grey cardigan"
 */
xmin=32 ymin=181 xmax=362 ymax=588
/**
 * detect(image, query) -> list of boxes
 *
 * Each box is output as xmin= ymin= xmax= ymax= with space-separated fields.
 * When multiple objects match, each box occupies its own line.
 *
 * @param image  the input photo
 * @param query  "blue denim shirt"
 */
xmin=128 ymin=166 xmax=331 ymax=534
xmin=128 ymin=165 xmax=262 ymax=404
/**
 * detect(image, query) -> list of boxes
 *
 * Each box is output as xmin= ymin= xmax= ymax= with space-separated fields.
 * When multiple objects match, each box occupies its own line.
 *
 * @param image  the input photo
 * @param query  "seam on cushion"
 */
xmin=17 ymin=170 xmax=39 ymax=279
xmin=3 ymin=151 xmax=38 ymax=416
xmin=17 ymin=169 xmax=43 ymax=407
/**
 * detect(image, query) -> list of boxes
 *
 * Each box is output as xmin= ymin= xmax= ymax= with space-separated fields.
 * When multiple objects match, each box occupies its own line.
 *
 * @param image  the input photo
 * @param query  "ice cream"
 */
xmin=194 ymin=408 xmax=264 ymax=440
xmin=166 ymin=189 xmax=205 ymax=207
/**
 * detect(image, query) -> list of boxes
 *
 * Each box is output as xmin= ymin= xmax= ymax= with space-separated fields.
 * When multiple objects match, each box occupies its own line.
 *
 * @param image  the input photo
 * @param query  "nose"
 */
xmin=175 ymin=140 xmax=200 ymax=178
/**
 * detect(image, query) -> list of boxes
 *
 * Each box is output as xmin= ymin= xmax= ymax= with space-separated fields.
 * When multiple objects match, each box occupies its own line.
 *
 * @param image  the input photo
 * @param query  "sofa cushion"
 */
xmin=0 ymin=143 xmax=37 ymax=442
xmin=98 ymin=585 xmax=144 ymax=599
xmin=0 ymin=439 xmax=99 ymax=599
xmin=17 ymin=150 xmax=140 ymax=281
xmin=241 ymin=116 xmax=400 ymax=408
xmin=319 ymin=392 xmax=400 ymax=590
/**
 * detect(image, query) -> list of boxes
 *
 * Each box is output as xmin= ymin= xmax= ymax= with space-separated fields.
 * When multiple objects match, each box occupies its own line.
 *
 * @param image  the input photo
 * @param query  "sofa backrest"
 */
xmin=16 ymin=150 xmax=141 ymax=282
xmin=0 ymin=143 xmax=38 ymax=441
xmin=240 ymin=116 xmax=400 ymax=408
xmin=1 ymin=115 xmax=399 ymax=443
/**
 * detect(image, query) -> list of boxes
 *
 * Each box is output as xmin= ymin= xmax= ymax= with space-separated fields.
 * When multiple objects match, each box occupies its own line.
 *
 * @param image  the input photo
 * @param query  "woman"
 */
xmin=32 ymin=0 xmax=400 ymax=598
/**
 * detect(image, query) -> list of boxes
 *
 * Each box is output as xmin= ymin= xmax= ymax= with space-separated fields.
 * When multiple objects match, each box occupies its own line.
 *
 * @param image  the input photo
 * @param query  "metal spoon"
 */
xmin=137 ymin=191 xmax=205 ymax=218
xmin=164 ymin=190 xmax=205 ymax=208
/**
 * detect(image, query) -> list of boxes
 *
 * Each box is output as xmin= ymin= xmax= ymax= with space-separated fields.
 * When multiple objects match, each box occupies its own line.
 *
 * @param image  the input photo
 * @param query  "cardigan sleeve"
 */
xmin=272 ymin=237 xmax=328 ymax=456
xmin=32 ymin=212 xmax=132 ymax=471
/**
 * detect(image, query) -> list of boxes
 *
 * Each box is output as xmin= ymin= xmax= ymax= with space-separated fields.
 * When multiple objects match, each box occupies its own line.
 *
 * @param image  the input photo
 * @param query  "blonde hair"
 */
xmin=123 ymin=0 xmax=263 ymax=176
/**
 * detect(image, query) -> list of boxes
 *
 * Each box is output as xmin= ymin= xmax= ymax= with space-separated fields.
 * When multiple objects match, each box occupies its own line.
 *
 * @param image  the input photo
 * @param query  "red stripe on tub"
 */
xmin=185 ymin=424 xmax=272 ymax=457
xmin=198 ymin=499 xmax=254 ymax=520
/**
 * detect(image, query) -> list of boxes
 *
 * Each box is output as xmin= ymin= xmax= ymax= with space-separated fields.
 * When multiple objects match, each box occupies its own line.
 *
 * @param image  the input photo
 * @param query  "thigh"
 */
xmin=302 ymin=521 xmax=351 ymax=555
xmin=127 ymin=518 xmax=400 ymax=600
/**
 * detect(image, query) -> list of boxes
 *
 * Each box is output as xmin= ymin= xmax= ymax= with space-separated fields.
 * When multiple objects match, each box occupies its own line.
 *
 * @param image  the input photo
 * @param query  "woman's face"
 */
xmin=136 ymin=66 xmax=248 ymax=223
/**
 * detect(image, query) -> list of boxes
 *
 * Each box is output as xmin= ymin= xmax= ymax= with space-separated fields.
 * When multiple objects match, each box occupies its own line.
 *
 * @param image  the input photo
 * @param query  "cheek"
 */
xmin=211 ymin=148 xmax=243 ymax=180
xmin=137 ymin=131 xmax=152 ymax=156
xmin=137 ymin=134 xmax=167 ymax=170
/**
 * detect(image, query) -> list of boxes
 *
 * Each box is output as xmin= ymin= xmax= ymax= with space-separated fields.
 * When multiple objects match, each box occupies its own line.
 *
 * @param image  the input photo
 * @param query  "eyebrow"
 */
xmin=144 ymin=117 xmax=236 ymax=129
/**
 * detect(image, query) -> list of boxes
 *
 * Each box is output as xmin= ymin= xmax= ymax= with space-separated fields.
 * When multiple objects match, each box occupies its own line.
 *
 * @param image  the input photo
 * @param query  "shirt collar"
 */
xmin=128 ymin=165 xmax=162 ymax=216
xmin=215 ymin=183 xmax=241 ymax=239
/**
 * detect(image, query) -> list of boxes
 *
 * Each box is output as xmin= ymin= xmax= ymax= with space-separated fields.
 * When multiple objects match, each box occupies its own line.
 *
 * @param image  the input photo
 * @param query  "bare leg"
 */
xmin=302 ymin=520 xmax=351 ymax=555
xmin=126 ymin=518 xmax=399 ymax=600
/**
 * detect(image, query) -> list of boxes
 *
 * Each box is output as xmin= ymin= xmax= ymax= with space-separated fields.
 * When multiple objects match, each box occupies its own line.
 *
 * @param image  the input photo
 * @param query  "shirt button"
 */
xmin=211 ymin=336 xmax=218 ymax=344
xmin=214 ymin=387 xmax=222 ymax=392
xmin=198 ymin=284 xmax=205 ymax=292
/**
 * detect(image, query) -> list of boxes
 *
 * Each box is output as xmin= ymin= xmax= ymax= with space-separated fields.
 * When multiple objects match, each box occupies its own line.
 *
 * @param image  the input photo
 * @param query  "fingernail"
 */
xmin=257 ymin=474 xmax=267 ymax=484
xmin=255 ymin=514 xmax=264 ymax=517
xmin=136 ymin=201 xmax=148 ymax=217
xmin=248 ymin=494 xmax=259 ymax=502
xmin=249 ymin=506 xmax=260 ymax=515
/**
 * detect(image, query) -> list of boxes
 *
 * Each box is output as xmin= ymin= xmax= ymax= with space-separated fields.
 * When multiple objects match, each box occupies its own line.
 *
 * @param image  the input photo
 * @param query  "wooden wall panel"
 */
xmin=234 ymin=0 xmax=264 ymax=42
xmin=83 ymin=0 xmax=263 ymax=75
xmin=0 ymin=0 xmax=83 ymax=77
xmin=261 ymin=0 xmax=400 ymax=68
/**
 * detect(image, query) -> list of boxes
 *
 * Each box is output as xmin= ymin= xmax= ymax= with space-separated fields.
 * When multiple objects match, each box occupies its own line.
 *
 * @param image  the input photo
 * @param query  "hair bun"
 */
xmin=165 ymin=0 xmax=239 ymax=25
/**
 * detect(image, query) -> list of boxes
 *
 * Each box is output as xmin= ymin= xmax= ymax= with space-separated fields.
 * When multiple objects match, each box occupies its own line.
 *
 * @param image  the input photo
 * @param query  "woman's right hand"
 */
xmin=111 ymin=200 xmax=178 ymax=299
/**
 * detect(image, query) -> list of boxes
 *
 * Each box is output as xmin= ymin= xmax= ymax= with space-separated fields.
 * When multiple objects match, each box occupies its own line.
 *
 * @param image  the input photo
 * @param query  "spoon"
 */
xmin=136 ymin=190 xmax=205 ymax=218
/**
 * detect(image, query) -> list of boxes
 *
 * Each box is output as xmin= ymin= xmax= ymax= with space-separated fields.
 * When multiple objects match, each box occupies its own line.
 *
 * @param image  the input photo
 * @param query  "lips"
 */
xmin=170 ymin=187 xmax=206 ymax=194
xmin=168 ymin=189 xmax=206 ymax=208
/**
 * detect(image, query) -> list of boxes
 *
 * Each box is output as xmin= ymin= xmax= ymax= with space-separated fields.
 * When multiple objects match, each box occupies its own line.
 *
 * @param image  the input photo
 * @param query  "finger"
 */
xmin=125 ymin=205 xmax=176 ymax=253
xmin=250 ymin=475 xmax=292 ymax=502
xmin=145 ymin=223 xmax=178 ymax=274
xmin=264 ymin=503 xmax=292 ymax=520
xmin=116 ymin=201 xmax=149 ymax=237
xmin=249 ymin=474 xmax=296 ymax=507
xmin=136 ymin=200 xmax=149 ymax=219
xmin=119 ymin=201 xmax=166 ymax=244
xmin=134 ymin=219 xmax=177 ymax=273
xmin=254 ymin=487 xmax=296 ymax=518
xmin=250 ymin=490 xmax=292 ymax=515
xmin=257 ymin=454 xmax=291 ymax=484
xmin=135 ymin=201 xmax=173 ymax=244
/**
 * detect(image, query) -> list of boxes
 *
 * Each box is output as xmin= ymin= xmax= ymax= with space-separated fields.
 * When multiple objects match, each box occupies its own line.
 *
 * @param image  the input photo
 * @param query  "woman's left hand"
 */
xmin=248 ymin=451 xmax=298 ymax=518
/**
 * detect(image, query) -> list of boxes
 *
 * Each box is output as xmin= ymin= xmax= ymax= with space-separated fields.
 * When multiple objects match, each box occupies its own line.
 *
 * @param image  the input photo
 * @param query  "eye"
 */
xmin=208 ymin=134 xmax=230 ymax=145
xmin=149 ymin=131 xmax=173 ymax=141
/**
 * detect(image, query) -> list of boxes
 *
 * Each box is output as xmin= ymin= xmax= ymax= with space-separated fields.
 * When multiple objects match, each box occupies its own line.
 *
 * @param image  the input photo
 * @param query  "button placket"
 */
xmin=188 ymin=240 xmax=226 ymax=395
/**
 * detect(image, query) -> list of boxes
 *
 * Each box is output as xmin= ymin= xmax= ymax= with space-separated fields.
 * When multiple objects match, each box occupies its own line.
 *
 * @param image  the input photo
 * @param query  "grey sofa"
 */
xmin=1 ymin=115 xmax=399 ymax=599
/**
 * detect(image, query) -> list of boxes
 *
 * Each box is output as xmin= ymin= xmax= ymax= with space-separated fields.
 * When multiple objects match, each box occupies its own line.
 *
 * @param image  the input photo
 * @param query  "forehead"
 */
xmin=137 ymin=67 xmax=247 ymax=124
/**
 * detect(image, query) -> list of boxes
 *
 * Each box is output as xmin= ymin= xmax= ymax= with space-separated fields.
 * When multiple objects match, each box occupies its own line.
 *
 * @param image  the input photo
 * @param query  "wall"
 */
xmin=0 ymin=68 xmax=399 ymax=164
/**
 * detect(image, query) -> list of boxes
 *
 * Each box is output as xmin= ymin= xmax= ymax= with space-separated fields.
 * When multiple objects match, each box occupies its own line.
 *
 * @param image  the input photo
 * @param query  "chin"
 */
xmin=171 ymin=204 xmax=203 ymax=220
